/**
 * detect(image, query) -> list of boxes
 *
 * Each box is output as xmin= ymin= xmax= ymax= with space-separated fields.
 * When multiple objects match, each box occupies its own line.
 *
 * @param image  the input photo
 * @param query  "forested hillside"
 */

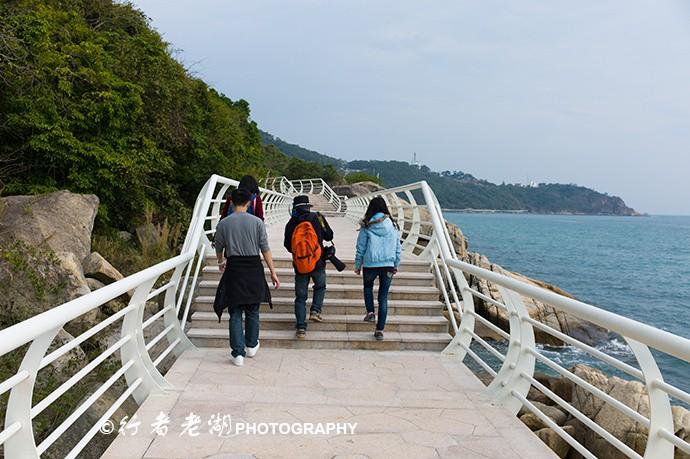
xmin=259 ymin=130 xmax=345 ymax=167
xmin=0 ymin=0 xmax=639 ymax=220
xmin=347 ymin=160 xmax=639 ymax=215
xmin=0 ymin=0 xmax=335 ymax=228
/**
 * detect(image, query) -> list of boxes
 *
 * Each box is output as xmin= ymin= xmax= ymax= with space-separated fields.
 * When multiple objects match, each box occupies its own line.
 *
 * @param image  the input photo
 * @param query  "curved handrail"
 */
xmin=343 ymin=180 xmax=690 ymax=458
xmin=0 ymin=174 xmax=292 ymax=458
xmin=2 ymin=175 xmax=689 ymax=458
xmin=268 ymin=177 xmax=343 ymax=211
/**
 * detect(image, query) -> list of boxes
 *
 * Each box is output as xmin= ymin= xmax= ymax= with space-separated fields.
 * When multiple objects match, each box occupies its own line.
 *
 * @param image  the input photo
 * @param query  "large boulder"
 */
xmin=536 ymin=425 xmax=575 ymax=458
xmin=467 ymin=252 xmax=609 ymax=346
xmin=569 ymin=364 xmax=690 ymax=459
xmin=519 ymin=402 xmax=568 ymax=430
xmin=446 ymin=221 xmax=469 ymax=261
xmin=55 ymin=251 xmax=91 ymax=301
xmin=82 ymin=252 xmax=123 ymax=285
xmin=333 ymin=181 xmax=384 ymax=198
xmin=54 ymin=252 xmax=106 ymax=337
xmin=0 ymin=191 xmax=99 ymax=261
xmin=0 ymin=244 xmax=89 ymax=326
xmin=46 ymin=328 xmax=89 ymax=375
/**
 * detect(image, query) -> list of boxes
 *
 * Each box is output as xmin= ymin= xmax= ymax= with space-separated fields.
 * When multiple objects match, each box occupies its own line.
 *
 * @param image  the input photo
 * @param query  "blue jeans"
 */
xmin=294 ymin=267 xmax=327 ymax=330
xmin=229 ymin=303 xmax=259 ymax=357
xmin=363 ymin=268 xmax=393 ymax=331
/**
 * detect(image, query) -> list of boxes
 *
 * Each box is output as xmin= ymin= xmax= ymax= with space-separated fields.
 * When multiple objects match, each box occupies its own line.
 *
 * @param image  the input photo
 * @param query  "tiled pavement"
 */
xmin=102 ymin=348 xmax=556 ymax=459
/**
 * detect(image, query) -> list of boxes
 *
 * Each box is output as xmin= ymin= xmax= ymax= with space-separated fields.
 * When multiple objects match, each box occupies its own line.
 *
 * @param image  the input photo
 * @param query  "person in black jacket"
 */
xmin=283 ymin=195 xmax=334 ymax=338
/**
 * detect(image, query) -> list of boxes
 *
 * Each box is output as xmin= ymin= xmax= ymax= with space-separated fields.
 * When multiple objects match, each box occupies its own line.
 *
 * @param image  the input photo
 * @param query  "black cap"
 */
xmin=292 ymin=195 xmax=313 ymax=208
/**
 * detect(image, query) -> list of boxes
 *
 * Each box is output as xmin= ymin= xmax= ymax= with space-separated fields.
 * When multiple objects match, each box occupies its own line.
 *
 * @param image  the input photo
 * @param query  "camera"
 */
xmin=323 ymin=243 xmax=346 ymax=272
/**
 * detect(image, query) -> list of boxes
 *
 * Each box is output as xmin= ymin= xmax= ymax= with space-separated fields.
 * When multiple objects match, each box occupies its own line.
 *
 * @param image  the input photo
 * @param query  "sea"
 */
xmin=444 ymin=213 xmax=690 ymax=398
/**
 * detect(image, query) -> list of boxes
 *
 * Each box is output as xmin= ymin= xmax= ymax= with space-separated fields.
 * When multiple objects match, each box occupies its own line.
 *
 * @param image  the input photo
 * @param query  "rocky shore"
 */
xmin=443 ymin=209 xmax=690 ymax=459
xmin=0 ymin=191 xmax=173 ymax=457
xmin=337 ymin=182 xmax=689 ymax=458
xmin=506 ymin=364 xmax=690 ymax=459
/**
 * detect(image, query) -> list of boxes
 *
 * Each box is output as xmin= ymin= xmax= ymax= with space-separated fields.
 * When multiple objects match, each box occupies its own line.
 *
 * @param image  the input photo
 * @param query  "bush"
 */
xmin=345 ymin=171 xmax=381 ymax=185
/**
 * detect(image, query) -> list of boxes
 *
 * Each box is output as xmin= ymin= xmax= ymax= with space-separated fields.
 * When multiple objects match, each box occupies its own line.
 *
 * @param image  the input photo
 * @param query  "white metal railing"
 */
xmin=264 ymin=176 xmax=298 ymax=196
xmin=3 ymin=175 xmax=689 ymax=458
xmin=0 ymin=175 xmax=292 ymax=458
xmin=344 ymin=180 xmax=690 ymax=459
xmin=265 ymin=176 xmax=342 ymax=211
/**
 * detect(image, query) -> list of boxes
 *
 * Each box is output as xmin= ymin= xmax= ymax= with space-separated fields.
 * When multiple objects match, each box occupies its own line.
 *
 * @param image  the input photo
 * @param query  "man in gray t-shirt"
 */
xmin=214 ymin=188 xmax=279 ymax=367
xmin=215 ymin=212 xmax=270 ymax=257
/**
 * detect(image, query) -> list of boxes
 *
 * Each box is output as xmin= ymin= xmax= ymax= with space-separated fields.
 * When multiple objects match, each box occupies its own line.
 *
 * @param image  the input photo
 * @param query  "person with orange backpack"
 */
xmin=283 ymin=195 xmax=334 ymax=338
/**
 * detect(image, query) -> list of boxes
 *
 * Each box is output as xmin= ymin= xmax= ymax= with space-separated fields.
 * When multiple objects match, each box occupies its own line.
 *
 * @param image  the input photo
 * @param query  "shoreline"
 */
xmin=444 ymin=209 xmax=648 ymax=217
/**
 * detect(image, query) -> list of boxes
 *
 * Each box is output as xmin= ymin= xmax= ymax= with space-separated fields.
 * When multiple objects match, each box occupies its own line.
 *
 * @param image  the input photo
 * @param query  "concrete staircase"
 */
xmin=303 ymin=192 xmax=341 ymax=216
xmin=186 ymin=255 xmax=453 ymax=351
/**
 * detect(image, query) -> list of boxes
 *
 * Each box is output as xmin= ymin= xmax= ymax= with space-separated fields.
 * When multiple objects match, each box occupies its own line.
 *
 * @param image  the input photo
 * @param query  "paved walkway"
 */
xmin=103 ymin=348 xmax=556 ymax=459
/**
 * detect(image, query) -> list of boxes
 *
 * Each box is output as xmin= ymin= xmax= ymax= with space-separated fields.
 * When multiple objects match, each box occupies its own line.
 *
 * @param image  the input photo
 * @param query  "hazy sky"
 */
xmin=132 ymin=1 xmax=690 ymax=214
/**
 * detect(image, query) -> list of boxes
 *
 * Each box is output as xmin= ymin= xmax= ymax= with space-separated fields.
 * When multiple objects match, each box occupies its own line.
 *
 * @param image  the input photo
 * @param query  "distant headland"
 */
xmin=260 ymin=131 xmax=641 ymax=217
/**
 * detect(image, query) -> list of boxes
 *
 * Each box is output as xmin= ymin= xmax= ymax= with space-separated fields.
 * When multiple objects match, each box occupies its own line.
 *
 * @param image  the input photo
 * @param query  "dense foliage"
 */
xmin=0 ymin=0 xmax=638 ymax=224
xmin=344 ymin=171 xmax=381 ymax=185
xmin=259 ymin=129 xmax=345 ymax=168
xmin=262 ymin=144 xmax=342 ymax=184
xmin=347 ymin=160 xmax=639 ymax=215
xmin=0 ymin=0 xmax=323 ymax=228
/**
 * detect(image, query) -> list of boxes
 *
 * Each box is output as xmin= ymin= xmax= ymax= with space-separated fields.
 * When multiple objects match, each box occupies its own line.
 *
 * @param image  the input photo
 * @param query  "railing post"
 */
xmin=485 ymin=286 xmax=536 ymax=414
xmin=164 ymin=266 xmax=195 ymax=358
xmin=180 ymin=242 xmax=206 ymax=331
xmin=4 ymin=328 xmax=60 ymax=459
xmin=402 ymin=190 xmax=421 ymax=253
xmin=211 ymin=183 xmax=229 ymax=230
xmin=120 ymin=278 xmax=168 ymax=404
xmin=443 ymin=274 xmax=476 ymax=360
xmin=391 ymin=193 xmax=406 ymax=232
xmin=625 ymin=338 xmax=675 ymax=458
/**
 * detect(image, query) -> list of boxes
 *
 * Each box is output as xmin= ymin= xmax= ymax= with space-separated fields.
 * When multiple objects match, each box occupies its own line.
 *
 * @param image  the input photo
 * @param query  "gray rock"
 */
xmin=54 ymin=251 xmax=109 ymax=337
xmin=445 ymin=221 xmax=468 ymax=261
xmin=332 ymin=181 xmax=384 ymax=198
xmin=135 ymin=222 xmax=159 ymax=248
xmin=551 ymin=377 xmax=575 ymax=403
xmin=83 ymin=252 xmax=123 ymax=285
xmin=467 ymin=252 xmax=609 ymax=346
xmin=86 ymin=277 xmax=105 ymax=292
xmin=47 ymin=328 xmax=88 ymax=375
xmin=528 ymin=386 xmax=555 ymax=406
xmin=0 ymin=191 xmax=99 ymax=261
xmin=672 ymin=406 xmax=690 ymax=459
xmin=535 ymin=425 xmax=575 ymax=458
xmin=55 ymin=252 xmax=91 ymax=301
xmin=519 ymin=402 xmax=568 ymax=430
xmin=116 ymin=230 xmax=133 ymax=241
xmin=568 ymin=364 xmax=690 ymax=459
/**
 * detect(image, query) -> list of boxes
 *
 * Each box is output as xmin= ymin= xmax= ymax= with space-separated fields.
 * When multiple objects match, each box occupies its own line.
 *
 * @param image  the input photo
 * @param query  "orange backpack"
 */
xmin=291 ymin=220 xmax=322 ymax=274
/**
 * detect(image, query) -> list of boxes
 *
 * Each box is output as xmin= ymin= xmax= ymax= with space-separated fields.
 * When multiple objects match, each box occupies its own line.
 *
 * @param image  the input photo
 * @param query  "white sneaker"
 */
xmin=230 ymin=354 xmax=244 ymax=367
xmin=246 ymin=341 xmax=260 ymax=358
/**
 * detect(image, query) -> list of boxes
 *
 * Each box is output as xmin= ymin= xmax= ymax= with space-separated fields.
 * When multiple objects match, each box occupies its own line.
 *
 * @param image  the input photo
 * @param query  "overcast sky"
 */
xmin=132 ymin=0 xmax=690 ymax=215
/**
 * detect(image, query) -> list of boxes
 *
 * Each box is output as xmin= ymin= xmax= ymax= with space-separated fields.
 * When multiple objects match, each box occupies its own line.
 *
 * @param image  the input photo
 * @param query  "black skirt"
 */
xmin=213 ymin=256 xmax=272 ymax=321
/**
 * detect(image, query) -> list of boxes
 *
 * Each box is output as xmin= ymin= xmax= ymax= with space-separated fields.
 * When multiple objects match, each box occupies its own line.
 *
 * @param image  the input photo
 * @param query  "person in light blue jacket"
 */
xmin=354 ymin=197 xmax=402 ymax=341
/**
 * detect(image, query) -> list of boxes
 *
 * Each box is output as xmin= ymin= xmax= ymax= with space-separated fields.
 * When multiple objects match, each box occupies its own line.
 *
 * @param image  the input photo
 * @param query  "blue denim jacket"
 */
xmin=355 ymin=213 xmax=402 ymax=270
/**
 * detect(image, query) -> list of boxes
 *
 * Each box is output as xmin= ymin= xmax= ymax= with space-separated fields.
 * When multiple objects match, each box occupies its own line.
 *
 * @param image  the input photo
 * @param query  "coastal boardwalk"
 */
xmin=102 ymin=348 xmax=555 ymax=458
xmin=103 ymin=212 xmax=557 ymax=458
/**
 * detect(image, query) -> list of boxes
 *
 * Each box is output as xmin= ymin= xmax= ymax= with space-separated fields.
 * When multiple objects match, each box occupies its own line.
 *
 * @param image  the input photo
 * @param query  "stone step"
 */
xmin=203 ymin=255 xmax=432 ymax=273
xmin=186 ymin=328 xmax=452 ymax=351
xmin=191 ymin=296 xmax=446 ymax=316
xmin=196 ymin=281 xmax=440 ymax=301
xmin=190 ymin=311 xmax=449 ymax=333
xmin=200 ymin=266 xmax=436 ymax=286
